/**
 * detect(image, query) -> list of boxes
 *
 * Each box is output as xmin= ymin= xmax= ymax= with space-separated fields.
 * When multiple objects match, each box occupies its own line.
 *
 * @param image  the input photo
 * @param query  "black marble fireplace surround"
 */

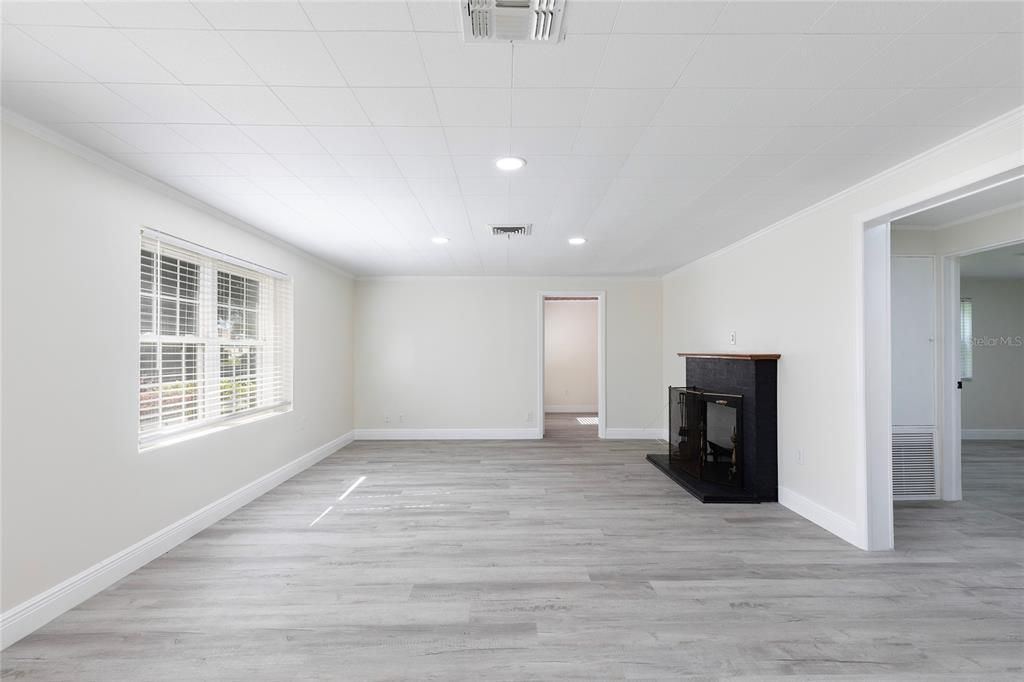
xmin=647 ymin=354 xmax=779 ymax=503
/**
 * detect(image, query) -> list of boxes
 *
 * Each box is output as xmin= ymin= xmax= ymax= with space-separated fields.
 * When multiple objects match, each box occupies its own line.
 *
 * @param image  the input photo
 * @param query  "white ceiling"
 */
xmin=2 ymin=1 xmax=1022 ymax=276
xmin=892 ymin=175 xmax=1024 ymax=228
xmin=961 ymin=241 xmax=1024 ymax=278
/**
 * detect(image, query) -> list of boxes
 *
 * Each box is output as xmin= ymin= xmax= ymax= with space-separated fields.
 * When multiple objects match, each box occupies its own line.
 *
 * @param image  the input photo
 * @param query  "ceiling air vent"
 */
xmin=463 ymin=0 xmax=566 ymax=43
xmin=490 ymin=223 xmax=533 ymax=238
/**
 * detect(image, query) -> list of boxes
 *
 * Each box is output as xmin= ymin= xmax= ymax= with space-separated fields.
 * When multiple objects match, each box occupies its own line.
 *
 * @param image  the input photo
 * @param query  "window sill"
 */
xmin=139 ymin=404 xmax=292 ymax=453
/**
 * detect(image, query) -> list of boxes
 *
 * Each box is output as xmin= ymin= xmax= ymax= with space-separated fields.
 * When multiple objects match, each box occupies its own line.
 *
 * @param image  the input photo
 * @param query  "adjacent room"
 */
xmin=1 ymin=1 xmax=1022 ymax=679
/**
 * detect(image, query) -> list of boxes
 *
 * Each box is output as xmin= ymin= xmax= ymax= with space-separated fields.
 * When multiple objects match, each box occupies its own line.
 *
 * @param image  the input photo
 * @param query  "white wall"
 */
xmin=960 ymin=277 xmax=1024 ymax=432
xmin=544 ymin=300 xmax=598 ymax=412
xmin=354 ymin=277 xmax=661 ymax=435
xmin=0 ymin=123 xmax=355 ymax=612
xmin=662 ymin=109 xmax=1023 ymax=547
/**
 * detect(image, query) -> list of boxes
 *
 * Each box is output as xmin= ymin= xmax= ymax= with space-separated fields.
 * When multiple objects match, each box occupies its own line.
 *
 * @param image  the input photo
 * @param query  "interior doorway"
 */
xmin=537 ymin=292 xmax=606 ymax=440
xmin=876 ymin=173 xmax=1024 ymax=549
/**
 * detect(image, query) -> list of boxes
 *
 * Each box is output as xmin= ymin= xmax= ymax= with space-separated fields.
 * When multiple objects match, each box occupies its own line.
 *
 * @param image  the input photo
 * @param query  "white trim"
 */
xmin=604 ymin=428 xmax=667 ymax=440
xmin=0 ymin=431 xmax=354 ymax=650
xmin=963 ymin=429 xmax=1024 ymax=440
xmin=778 ymin=487 xmax=859 ymax=548
xmin=544 ymin=404 xmax=598 ymax=413
xmin=354 ymin=428 xmax=538 ymax=440
xmin=940 ymin=256 xmax=963 ymax=501
xmin=538 ymin=291 xmax=606 ymax=440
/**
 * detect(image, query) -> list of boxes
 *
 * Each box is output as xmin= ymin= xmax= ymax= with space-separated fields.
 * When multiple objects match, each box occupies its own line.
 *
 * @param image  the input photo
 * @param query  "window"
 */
xmin=139 ymin=229 xmax=292 ymax=448
xmin=960 ymin=298 xmax=973 ymax=380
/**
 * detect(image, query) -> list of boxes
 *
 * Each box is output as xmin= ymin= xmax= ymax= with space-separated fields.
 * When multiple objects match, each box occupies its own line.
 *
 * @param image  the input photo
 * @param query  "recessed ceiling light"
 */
xmin=495 ymin=156 xmax=526 ymax=171
xmin=431 ymin=236 xmax=450 ymax=245
xmin=568 ymin=237 xmax=586 ymax=245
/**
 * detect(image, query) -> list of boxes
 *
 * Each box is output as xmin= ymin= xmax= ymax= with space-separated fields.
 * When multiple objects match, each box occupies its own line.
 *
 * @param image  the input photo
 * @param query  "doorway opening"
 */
xmin=537 ymin=292 xmax=606 ymax=440
xmin=862 ymin=169 xmax=1023 ymax=550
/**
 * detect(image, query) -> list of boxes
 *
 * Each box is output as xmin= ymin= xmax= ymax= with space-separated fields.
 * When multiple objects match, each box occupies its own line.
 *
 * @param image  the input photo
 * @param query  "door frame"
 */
xmin=857 ymin=161 xmax=1023 ymax=551
xmin=537 ymin=291 xmax=606 ymax=439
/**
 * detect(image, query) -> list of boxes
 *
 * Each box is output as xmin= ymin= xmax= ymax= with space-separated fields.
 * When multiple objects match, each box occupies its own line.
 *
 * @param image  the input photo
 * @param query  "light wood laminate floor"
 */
xmin=3 ymin=429 xmax=1021 ymax=680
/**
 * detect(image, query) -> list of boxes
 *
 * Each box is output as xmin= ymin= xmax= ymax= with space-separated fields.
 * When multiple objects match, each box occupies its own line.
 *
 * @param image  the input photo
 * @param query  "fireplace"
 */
xmin=648 ymin=353 xmax=779 ymax=503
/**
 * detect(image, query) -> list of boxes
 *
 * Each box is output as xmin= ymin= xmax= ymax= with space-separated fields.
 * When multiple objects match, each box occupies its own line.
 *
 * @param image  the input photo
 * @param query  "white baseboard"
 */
xmin=0 ymin=431 xmax=355 ymax=650
xmin=778 ymin=486 xmax=859 ymax=548
xmin=604 ymin=428 xmax=667 ymax=440
xmin=544 ymin=405 xmax=598 ymax=413
xmin=962 ymin=428 xmax=1024 ymax=440
xmin=354 ymin=428 xmax=539 ymax=440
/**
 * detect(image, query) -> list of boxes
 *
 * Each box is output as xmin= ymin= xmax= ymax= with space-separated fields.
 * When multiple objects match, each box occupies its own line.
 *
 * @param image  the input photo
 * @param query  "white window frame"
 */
xmin=960 ymin=298 xmax=973 ymax=380
xmin=139 ymin=228 xmax=293 ymax=450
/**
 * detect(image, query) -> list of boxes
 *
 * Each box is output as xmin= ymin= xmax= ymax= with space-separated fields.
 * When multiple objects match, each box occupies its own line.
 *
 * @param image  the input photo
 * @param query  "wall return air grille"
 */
xmin=463 ymin=0 xmax=566 ymax=43
xmin=892 ymin=429 xmax=939 ymax=500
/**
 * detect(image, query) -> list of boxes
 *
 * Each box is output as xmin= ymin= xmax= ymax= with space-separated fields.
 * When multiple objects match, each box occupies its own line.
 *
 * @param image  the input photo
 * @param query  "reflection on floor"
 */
xmin=544 ymin=412 xmax=598 ymax=440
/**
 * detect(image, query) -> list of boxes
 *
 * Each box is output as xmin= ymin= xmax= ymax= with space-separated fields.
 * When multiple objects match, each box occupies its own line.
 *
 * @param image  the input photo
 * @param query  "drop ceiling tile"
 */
xmin=124 ymin=29 xmax=261 ymax=85
xmin=2 ymin=82 xmax=153 ymax=123
xmin=106 ymin=84 xmax=228 ymax=123
xmin=1 ymin=1 xmax=107 ymax=26
xmin=611 ymin=1 xmax=724 ymax=34
xmin=223 ymin=31 xmax=345 ymax=87
xmin=51 ymin=122 xmax=141 ymax=154
xmin=215 ymin=153 xmax=291 ymax=177
xmin=459 ymin=177 xmax=510 ymax=195
xmin=1 ymin=25 xmax=93 ymax=82
xmin=192 ymin=1 xmax=313 ymax=30
xmin=335 ymin=155 xmax=402 ymax=177
xmin=619 ymin=154 xmax=738 ymax=180
xmin=417 ymin=33 xmax=512 ymax=87
xmin=408 ymin=178 xmax=461 ymax=198
xmin=926 ymin=35 xmax=1024 ymax=89
xmin=21 ymin=26 xmax=176 ymax=83
xmin=194 ymin=176 xmax=266 ymax=195
xmin=356 ymin=178 xmax=413 ymax=198
xmin=796 ymin=88 xmax=908 ymax=125
xmin=723 ymin=89 xmax=828 ymax=127
xmin=309 ymin=126 xmax=388 ymax=154
xmin=304 ymin=0 xmax=413 ymax=30
xmin=251 ymin=176 xmax=315 ymax=195
xmin=322 ymin=32 xmax=428 ymax=87
xmin=843 ymin=34 xmax=991 ymax=89
xmin=595 ymin=34 xmax=703 ymax=88
xmin=168 ymin=124 xmax=263 ymax=153
xmin=408 ymin=1 xmax=461 ymax=31
xmin=114 ymin=152 xmax=236 ymax=176
xmin=566 ymin=0 xmax=620 ymax=34
xmin=711 ymin=1 xmax=831 ymax=33
xmin=302 ymin=177 xmax=363 ymax=195
xmin=652 ymin=88 xmax=749 ymax=126
xmin=512 ymin=89 xmax=589 ymax=127
xmin=272 ymin=87 xmax=369 ymax=126
xmin=908 ymin=1 xmax=1024 ymax=33
xmin=98 ymin=123 xmax=200 ymax=152
xmin=513 ymin=34 xmax=607 ymax=88
xmin=755 ymin=126 xmax=846 ymax=154
xmin=443 ymin=127 xmax=511 ymax=155
xmin=434 ymin=88 xmax=510 ymax=126
xmin=394 ymin=155 xmax=455 ymax=179
xmin=354 ymin=88 xmax=439 ymax=126
xmin=509 ymin=127 xmax=577 ymax=155
xmin=236 ymin=125 xmax=324 ymax=154
xmin=862 ymin=88 xmax=986 ymax=126
xmin=724 ymin=154 xmax=803 ymax=178
xmin=815 ymin=125 xmax=971 ymax=158
xmin=808 ymin=1 xmax=937 ymax=34
xmin=763 ymin=35 xmax=891 ymax=89
xmin=580 ymin=89 xmax=669 ymax=126
xmin=929 ymin=87 xmax=1024 ymax=127
xmin=88 ymin=1 xmax=210 ymax=28
xmin=273 ymin=154 xmax=347 ymax=177
xmin=452 ymin=155 xmax=506 ymax=177
xmin=377 ymin=127 xmax=449 ymax=155
xmin=561 ymin=155 xmax=627 ymax=178
xmin=676 ymin=35 xmax=795 ymax=88
xmin=569 ymin=127 xmax=644 ymax=155
xmin=633 ymin=126 xmax=777 ymax=155
xmin=191 ymin=86 xmax=299 ymax=124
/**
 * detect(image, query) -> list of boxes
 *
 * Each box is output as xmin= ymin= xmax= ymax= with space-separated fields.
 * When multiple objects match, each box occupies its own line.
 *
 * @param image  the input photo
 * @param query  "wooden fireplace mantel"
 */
xmin=677 ymin=353 xmax=781 ymax=361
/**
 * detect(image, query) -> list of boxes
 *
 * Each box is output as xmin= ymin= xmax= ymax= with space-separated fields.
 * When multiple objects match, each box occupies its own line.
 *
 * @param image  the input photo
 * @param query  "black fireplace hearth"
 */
xmin=648 ymin=353 xmax=779 ymax=503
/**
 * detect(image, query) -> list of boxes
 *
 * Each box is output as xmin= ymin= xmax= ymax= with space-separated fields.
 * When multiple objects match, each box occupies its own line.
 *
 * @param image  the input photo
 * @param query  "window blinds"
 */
xmin=960 ymin=298 xmax=973 ymax=380
xmin=139 ymin=229 xmax=293 ymax=447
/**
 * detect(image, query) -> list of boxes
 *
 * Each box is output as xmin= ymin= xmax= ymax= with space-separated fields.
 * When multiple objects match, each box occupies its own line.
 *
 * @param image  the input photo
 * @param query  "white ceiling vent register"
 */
xmin=463 ymin=0 xmax=567 ymax=43
xmin=490 ymin=223 xmax=533 ymax=238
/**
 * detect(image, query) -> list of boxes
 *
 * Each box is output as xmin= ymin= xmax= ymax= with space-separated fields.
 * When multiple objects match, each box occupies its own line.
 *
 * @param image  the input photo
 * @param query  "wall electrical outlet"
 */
xmin=399 ymin=415 xmax=404 ymax=424
xmin=796 ymin=449 xmax=804 ymax=465
xmin=384 ymin=415 xmax=391 ymax=424
xmin=526 ymin=411 xmax=533 ymax=423
xmin=729 ymin=331 xmax=737 ymax=345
